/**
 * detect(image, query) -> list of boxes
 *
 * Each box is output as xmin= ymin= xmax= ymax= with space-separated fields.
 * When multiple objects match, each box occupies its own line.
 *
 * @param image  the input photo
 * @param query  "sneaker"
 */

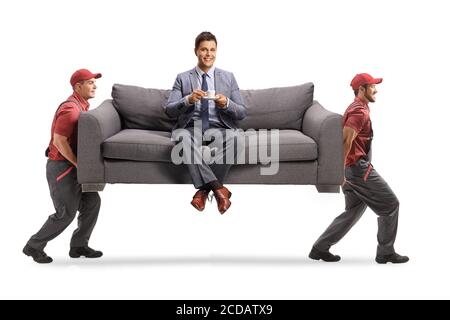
xmin=69 ymin=246 xmax=103 ymax=258
xmin=23 ymin=244 xmax=53 ymax=264
xmin=308 ymin=246 xmax=341 ymax=262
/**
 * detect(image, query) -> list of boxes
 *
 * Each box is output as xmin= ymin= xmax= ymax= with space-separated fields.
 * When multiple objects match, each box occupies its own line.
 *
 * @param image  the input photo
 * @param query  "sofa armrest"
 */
xmin=302 ymin=101 xmax=344 ymax=185
xmin=78 ymin=99 xmax=121 ymax=183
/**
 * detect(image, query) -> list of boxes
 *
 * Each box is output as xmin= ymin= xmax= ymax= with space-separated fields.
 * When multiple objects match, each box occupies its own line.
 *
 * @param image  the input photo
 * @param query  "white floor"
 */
xmin=2 ymin=182 xmax=448 ymax=300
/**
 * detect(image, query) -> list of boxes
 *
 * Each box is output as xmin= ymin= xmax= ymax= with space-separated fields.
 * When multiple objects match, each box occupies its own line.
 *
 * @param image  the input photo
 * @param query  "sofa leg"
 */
xmin=316 ymin=185 xmax=340 ymax=193
xmin=82 ymin=183 xmax=106 ymax=193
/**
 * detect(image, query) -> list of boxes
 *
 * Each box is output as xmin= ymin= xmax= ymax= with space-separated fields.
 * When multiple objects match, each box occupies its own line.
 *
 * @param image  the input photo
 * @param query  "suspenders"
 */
xmin=45 ymin=100 xmax=83 ymax=157
xmin=365 ymin=121 xmax=373 ymax=162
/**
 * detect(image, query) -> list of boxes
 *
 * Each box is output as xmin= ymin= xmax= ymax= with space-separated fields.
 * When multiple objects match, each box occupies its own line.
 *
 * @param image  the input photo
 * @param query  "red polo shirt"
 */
xmin=343 ymin=97 xmax=372 ymax=167
xmin=47 ymin=92 xmax=89 ymax=161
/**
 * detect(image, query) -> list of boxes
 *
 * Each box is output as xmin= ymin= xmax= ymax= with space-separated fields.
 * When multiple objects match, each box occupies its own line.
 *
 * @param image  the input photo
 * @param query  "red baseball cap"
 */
xmin=70 ymin=69 xmax=102 ymax=87
xmin=350 ymin=73 xmax=382 ymax=90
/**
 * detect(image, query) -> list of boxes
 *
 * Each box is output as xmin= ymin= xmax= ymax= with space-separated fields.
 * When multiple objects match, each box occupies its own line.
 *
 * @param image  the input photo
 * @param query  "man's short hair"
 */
xmin=195 ymin=31 xmax=217 ymax=50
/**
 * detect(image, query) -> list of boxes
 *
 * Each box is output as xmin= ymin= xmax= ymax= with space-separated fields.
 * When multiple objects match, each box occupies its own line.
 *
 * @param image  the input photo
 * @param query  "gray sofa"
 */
xmin=78 ymin=82 xmax=343 ymax=192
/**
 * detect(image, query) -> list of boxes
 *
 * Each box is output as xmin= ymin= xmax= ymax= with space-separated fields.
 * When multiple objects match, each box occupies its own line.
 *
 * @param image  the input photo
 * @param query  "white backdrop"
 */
xmin=1 ymin=0 xmax=449 ymax=299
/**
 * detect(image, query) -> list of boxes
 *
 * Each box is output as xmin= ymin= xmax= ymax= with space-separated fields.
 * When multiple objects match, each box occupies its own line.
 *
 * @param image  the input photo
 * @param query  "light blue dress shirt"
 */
xmin=185 ymin=66 xmax=229 ymax=125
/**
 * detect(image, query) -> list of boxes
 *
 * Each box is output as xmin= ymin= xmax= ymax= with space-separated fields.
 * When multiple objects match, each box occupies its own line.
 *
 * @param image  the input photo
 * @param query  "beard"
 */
xmin=365 ymin=91 xmax=376 ymax=103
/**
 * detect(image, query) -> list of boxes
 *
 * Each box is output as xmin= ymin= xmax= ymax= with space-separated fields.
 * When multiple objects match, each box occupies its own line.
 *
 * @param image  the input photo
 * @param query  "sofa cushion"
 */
xmin=102 ymin=129 xmax=317 ymax=163
xmin=237 ymin=82 xmax=314 ymax=130
xmin=112 ymin=84 xmax=175 ymax=131
xmin=243 ymin=129 xmax=317 ymax=162
xmin=103 ymin=130 xmax=173 ymax=162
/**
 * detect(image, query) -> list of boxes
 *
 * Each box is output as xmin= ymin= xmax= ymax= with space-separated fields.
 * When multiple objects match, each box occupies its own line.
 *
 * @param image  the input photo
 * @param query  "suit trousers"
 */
xmin=313 ymin=158 xmax=400 ymax=256
xmin=27 ymin=160 xmax=101 ymax=251
xmin=183 ymin=124 xmax=242 ymax=189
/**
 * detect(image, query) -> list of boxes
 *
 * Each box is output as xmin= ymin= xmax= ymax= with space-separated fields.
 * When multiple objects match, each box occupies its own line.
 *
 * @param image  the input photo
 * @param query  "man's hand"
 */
xmin=215 ymin=94 xmax=228 ymax=109
xmin=188 ymin=89 xmax=206 ymax=104
xmin=53 ymin=133 xmax=77 ymax=167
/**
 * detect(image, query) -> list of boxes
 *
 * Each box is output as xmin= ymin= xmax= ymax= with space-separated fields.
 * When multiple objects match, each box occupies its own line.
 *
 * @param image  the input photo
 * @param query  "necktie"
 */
xmin=201 ymin=73 xmax=209 ymax=132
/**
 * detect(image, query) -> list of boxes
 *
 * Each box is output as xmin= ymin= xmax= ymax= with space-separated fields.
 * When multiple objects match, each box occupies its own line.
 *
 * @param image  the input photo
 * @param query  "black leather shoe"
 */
xmin=69 ymin=246 xmax=103 ymax=258
xmin=376 ymin=253 xmax=409 ymax=264
xmin=309 ymin=246 xmax=341 ymax=262
xmin=23 ymin=244 xmax=53 ymax=264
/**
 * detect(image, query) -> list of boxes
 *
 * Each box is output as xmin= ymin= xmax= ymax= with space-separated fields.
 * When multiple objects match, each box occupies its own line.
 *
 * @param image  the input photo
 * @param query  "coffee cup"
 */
xmin=207 ymin=90 xmax=216 ymax=99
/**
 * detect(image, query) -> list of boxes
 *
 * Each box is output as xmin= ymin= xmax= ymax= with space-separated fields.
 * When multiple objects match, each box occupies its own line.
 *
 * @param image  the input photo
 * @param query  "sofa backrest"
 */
xmin=112 ymin=84 xmax=176 ymax=131
xmin=237 ymin=82 xmax=314 ymax=130
xmin=111 ymin=82 xmax=314 ymax=131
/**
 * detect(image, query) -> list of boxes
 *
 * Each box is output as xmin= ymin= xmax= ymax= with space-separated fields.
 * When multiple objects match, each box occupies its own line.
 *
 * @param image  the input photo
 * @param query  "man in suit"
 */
xmin=165 ymin=31 xmax=246 ymax=214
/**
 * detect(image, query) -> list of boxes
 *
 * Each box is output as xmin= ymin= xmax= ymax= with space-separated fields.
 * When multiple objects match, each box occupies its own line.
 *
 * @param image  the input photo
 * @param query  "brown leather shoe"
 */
xmin=213 ymin=187 xmax=232 ymax=214
xmin=191 ymin=189 xmax=210 ymax=211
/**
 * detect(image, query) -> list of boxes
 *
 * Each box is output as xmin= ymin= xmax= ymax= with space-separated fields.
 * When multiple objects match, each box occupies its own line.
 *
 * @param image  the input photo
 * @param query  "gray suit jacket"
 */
xmin=164 ymin=68 xmax=247 ymax=130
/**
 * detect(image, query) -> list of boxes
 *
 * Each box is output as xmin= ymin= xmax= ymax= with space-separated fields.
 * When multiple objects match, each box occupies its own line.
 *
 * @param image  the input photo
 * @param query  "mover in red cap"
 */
xmin=309 ymin=73 xmax=409 ymax=264
xmin=23 ymin=69 xmax=103 ymax=264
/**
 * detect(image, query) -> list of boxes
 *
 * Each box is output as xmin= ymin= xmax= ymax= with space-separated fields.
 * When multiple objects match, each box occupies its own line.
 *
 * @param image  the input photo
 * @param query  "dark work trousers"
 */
xmin=183 ymin=124 xmax=242 ymax=189
xmin=27 ymin=160 xmax=101 ymax=251
xmin=313 ymin=158 xmax=400 ymax=256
